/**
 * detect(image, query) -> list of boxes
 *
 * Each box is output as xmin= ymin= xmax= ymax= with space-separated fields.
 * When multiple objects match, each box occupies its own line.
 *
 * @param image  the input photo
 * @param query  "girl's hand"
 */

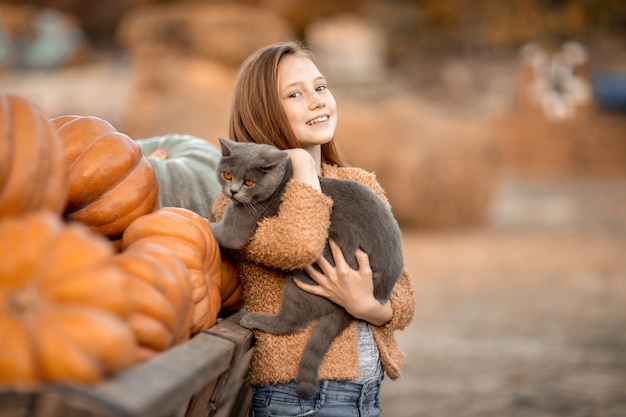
xmin=294 ymin=239 xmax=393 ymax=326
xmin=285 ymin=148 xmax=321 ymax=191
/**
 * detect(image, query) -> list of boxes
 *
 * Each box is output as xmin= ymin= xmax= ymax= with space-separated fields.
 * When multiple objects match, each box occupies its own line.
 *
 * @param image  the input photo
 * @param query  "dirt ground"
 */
xmin=382 ymin=179 xmax=626 ymax=417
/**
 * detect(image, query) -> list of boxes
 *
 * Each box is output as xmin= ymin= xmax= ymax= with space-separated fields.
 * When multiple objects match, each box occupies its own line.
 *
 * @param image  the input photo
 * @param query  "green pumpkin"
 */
xmin=136 ymin=134 xmax=221 ymax=219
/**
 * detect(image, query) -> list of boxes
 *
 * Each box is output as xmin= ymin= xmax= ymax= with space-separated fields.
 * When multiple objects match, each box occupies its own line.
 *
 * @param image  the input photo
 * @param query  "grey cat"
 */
xmin=210 ymin=137 xmax=404 ymax=398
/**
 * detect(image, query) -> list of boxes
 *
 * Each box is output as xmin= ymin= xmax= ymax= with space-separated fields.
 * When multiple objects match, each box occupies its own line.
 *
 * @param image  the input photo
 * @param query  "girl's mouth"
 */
xmin=306 ymin=116 xmax=329 ymax=125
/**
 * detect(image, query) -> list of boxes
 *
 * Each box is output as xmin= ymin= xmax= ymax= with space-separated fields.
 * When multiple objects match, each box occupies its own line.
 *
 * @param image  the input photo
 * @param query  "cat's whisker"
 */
xmin=245 ymin=200 xmax=262 ymax=216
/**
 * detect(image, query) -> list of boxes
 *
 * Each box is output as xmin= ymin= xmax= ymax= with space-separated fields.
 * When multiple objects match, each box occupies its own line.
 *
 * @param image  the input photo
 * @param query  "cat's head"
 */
xmin=216 ymin=137 xmax=290 ymax=204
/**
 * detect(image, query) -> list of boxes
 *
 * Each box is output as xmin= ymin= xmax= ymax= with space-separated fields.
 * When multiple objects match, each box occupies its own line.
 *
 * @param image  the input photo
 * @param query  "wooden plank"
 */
xmin=228 ymin=384 xmax=252 ymax=417
xmin=204 ymin=311 xmax=253 ymax=360
xmin=213 ymin=348 xmax=253 ymax=417
xmin=0 ymin=390 xmax=37 ymax=417
xmin=185 ymin=348 xmax=253 ymax=417
xmin=183 ymin=378 xmax=220 ymax=417
xmin=186 ymin=311 xmax=254 ymax=417
xmin=56 ymin=332 xmax=235 ymax=417
xmin=31 ymin=390 xmax=112 ymax=417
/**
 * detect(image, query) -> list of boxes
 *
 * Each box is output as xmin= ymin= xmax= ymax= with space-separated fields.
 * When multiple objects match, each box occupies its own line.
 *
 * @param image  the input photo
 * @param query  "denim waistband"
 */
xmin=316 ymin=379 xmax=381 ymax=403
xmin=250 ymin=379 xmax=382 ymax=417
xmin=258 ymin=379 xmax=381 ymax=402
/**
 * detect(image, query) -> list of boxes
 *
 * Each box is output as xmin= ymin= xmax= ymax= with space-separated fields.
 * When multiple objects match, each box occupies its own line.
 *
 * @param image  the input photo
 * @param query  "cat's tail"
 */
xmin=295 ymin=309 xmax=352 ymax=398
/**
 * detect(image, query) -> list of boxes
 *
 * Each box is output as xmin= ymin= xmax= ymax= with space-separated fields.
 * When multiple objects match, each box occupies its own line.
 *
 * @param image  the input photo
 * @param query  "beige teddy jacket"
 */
xmin=211 ymin=163 xmax=416 ymax=387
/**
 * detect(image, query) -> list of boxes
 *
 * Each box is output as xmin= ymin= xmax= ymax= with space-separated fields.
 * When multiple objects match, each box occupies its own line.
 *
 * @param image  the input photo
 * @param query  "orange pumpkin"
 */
xmin=121 ymin=207 xmax=222 ymax=333
xmin=129 ymin=240 xmax=194 ymax=344
xmin=218 ymin=250 xmax=244 ymax=316
xmin=113 ymin=240 xmax=194 ymax=360
xmin=0 ymin=94 xmax=68 ymax=217
xmin=0 ymin=212 xmax=139 ymax=386
xmin=50 ymin=115 xmax=158 ymax=240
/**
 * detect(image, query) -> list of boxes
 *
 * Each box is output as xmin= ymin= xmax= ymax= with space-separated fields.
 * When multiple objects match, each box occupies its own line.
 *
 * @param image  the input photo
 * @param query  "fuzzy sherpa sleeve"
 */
xmin=242 ymin=180 xmax=333 ymax=269
xmin=210 ymin=193 xmax=229 ymax=222
xmin=379 ymin=269 xmax=415 ymax=331
xmin=240 ymin=180 xmax=333 ymax=270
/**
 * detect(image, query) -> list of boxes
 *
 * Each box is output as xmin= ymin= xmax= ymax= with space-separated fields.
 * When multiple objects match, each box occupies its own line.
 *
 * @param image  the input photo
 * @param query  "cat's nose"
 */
xmin=230 ymin=187 xmax=239 ymax=195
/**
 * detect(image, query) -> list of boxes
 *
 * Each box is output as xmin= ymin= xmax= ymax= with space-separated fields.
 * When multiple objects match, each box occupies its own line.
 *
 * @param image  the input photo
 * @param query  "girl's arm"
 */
xmin=237 ymin=149 xmax=332 ymax=270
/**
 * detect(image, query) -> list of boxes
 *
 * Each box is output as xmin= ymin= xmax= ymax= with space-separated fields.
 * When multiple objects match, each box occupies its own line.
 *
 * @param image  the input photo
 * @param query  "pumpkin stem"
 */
xmin=149 ymin=149 xmax=168 ymax=160
xmin=7 ymin=289 xmax=38 ymax=315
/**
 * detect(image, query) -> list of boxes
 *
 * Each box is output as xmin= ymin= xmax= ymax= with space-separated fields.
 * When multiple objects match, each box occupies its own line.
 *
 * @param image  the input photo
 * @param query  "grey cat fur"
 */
xmin=210 ymin=137 xmax=404 ymax=398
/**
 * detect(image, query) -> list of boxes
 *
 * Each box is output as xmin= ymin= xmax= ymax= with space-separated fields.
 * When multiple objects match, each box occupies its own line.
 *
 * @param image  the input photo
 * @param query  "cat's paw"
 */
xmin=239 ymin=314 xmax=258 ymax=330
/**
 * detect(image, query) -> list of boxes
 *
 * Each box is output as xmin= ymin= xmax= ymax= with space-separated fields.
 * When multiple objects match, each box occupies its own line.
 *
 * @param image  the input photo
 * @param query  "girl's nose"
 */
xmin=310 ymin=92 xmax=326 ymax=109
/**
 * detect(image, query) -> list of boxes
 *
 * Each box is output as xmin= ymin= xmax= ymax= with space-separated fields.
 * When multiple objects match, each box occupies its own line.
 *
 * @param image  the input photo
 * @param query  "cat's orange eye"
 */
xmin=223 ymin=172 xmax=232 ymax=180
xmin=244 ymin=179 xmax=255 ymax=187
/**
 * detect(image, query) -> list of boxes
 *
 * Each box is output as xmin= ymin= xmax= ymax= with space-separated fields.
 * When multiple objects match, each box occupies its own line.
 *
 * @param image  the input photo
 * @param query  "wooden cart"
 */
xmin=0 ymin=311 xmax=254 ymax=417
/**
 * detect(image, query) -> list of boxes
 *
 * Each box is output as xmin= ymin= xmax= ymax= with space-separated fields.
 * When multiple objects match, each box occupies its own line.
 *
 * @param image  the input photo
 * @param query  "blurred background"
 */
xmin=1 ymin=0 xmax=625 ymax=415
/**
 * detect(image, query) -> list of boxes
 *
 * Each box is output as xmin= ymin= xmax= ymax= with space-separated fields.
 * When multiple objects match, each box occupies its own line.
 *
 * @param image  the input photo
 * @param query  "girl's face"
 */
xmin=277 ymin=54 xmax=337 ymax=152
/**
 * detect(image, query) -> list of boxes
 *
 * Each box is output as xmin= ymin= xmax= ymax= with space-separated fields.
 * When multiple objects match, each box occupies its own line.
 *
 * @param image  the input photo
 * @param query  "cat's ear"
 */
xmin=262 ymin=148 xmax=289 ymax=170
xmin=218 ymin=137 xmax=235 ymax=157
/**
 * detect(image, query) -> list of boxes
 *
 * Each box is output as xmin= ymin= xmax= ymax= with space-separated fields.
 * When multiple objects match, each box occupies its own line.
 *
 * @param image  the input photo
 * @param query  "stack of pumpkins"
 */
xmin=0 ymin=94 xmax=243 ymax=387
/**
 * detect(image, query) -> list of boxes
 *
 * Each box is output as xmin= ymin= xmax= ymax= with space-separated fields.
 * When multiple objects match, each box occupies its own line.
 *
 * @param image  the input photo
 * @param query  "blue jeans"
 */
xmin=248 ymin=379 xmax=382 ymax=417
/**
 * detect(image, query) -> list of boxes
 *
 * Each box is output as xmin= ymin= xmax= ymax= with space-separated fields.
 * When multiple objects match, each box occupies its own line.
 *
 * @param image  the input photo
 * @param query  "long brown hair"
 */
xmin=229 ymin=41 xmax=345 ymax=167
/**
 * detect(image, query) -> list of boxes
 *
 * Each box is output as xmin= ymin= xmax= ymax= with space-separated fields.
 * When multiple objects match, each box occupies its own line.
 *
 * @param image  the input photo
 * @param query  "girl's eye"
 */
xmin=316 ymin=85 xmax=327 ymax=92
xmin=288 ymin=92 xmax=301 ymax=98
xmin=223 ymin=172 xmax=232 ymax=180
xmin=244 ymin=179 xmax=254 ymax=186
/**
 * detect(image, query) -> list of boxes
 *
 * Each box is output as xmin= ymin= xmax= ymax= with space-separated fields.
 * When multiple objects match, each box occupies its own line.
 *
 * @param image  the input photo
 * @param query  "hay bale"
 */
xmin=117 ymin=3 xmax=295 ymax=67
xmin=120 ymin=56 xmax=235 ymax=141
xmin=116 ymin=3 xmax=295 ymax=140
xmin=306 ymin=14 xmax=387 ymax=86
xmin=335 ymin=93 xmax=498 ymax=230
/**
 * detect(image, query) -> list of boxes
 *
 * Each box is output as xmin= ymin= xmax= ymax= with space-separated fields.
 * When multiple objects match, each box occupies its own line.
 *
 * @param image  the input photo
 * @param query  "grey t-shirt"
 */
xmin=354 ymin=320 xmax=384 ymax=383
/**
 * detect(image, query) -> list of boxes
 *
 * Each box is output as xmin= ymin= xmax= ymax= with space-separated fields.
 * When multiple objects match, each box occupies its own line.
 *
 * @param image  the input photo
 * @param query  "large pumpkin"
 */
xmin=218 ymin=249 xmax=244 ymax=316
xmin=50 ymin=115 xmax=158 ymax=240
xmin=0 ymin=212 xmax=139 ymax=386
xmin=136 ymin=134 xmax=222 ymax=219
xmin=121 ymin=207 xmax=222 ymax=333
xmin=126 ymin=240 xmax=194 ymax=344
xmin=113 ymin=239 xmax=194 ymax=360
xmin=0 ymin=94 xmax=68 ymax=217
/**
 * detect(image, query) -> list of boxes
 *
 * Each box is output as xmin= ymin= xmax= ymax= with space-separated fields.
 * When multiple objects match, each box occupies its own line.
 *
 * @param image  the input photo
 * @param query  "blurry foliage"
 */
xmin=3 ymin=0 xmax=624 ymax=54
xmin=0 ymin=0 xmax=134 ymax=46
xmin=410 ymin=0 xmax=626 ymax=53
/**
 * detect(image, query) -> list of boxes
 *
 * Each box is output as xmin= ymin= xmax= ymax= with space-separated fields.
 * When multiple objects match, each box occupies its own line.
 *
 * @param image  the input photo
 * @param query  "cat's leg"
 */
xmin=240 ymin=277 xmax=331 ymax=334
xmin=209 ymin=217 xmax=256 ymax=250
xmin=295 ymin=308 xmax=352 ymax=398
xmin=239 ymin=310 xmax=311 ymax=334
xmin=239 ymin=295 xmax=314 ymax=334
xmin=209 ymin=221 xmax=227 ymax=245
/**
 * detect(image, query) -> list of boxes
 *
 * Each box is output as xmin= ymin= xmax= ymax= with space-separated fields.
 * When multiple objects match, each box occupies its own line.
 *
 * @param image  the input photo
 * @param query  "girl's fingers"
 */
xmin=293 ymin=277 xmax=325 ymax=296
xmin=355 ymin=248 xmax=372 ymax=274
xmin=303 ymin=264 xmax=322 ymax=280
xmin=328 ymin=239 xmax=346 ymax=267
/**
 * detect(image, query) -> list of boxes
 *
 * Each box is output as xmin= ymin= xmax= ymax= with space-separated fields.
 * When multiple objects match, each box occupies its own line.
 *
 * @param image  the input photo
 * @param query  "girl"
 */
xmin=211 ymin=41 xmax=415 ymax=417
